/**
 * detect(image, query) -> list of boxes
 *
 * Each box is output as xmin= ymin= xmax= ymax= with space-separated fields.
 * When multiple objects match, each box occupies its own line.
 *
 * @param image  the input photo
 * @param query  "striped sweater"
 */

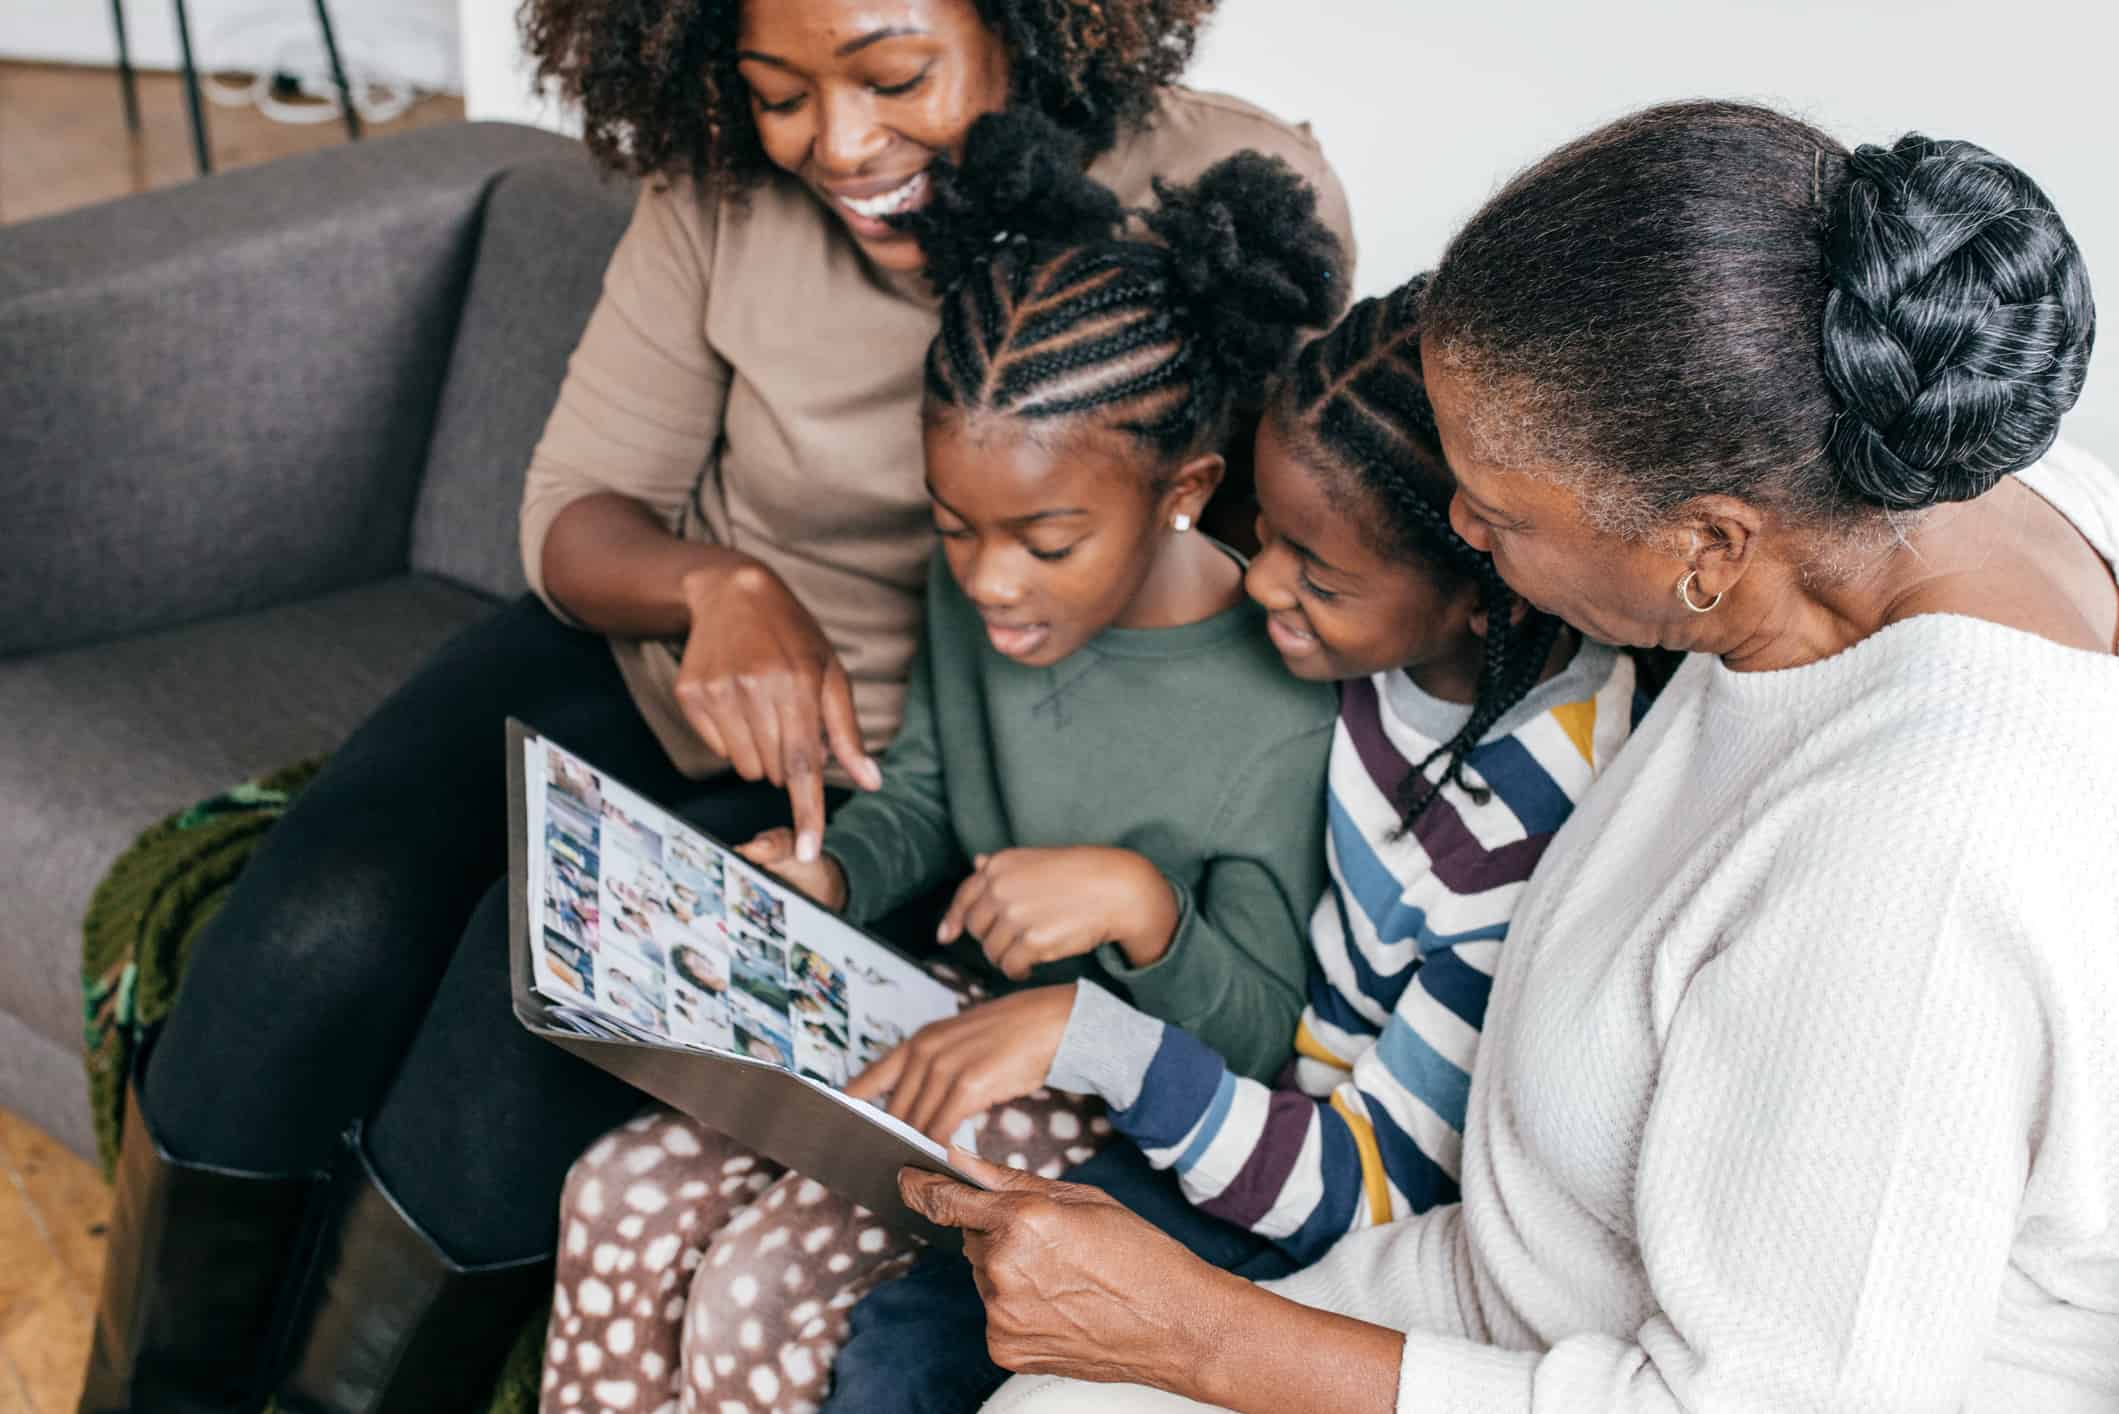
xmin=1047 ymin=640 xmax=1644 ymax=1264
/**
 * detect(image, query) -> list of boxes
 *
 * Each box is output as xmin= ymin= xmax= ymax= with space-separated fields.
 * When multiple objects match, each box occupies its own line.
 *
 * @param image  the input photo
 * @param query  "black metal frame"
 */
xmin=108 ymin=0 xmax=362 ymax=175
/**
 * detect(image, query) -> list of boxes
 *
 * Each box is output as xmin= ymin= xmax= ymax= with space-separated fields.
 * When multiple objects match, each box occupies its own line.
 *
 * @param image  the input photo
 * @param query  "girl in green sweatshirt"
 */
xmin=752 ymin=110 xmax=1345 ymax=1120
xmin=542 ymin=110 xmax=1346 ymax=1411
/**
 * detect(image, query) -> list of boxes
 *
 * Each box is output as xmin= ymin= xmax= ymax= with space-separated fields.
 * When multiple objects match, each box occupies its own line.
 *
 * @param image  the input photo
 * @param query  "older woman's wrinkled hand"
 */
xmin=899 ymin=1151 xmax=1246 ymax=1391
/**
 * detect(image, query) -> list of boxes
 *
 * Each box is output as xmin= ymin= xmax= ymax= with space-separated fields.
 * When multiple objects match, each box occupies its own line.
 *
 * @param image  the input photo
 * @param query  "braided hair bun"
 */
xmin=1821 ymin=135 xmax=2095 ymax=511
xmin=1143 ymin=152 xmax=1347 ymax=406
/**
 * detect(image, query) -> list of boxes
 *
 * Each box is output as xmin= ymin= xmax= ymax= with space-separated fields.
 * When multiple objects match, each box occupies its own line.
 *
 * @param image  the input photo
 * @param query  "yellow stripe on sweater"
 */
xmin=1550 ymin=698 xmax=1598 ymax=765
xmin=1295 ymin=1018 xmax=1352 ymax=1070
xmin=1329 ymin=1092 xmax=1392 ymax=1227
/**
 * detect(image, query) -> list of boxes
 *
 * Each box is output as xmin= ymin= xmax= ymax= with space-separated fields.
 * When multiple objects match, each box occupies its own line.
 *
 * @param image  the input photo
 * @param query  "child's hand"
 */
xmin=737 ymin=828 xmax=848 ymax=911
xmin=938 ymin=847 xmax=1180 ymax=979
xmin=846 ymin=986 xmax=1075 ymax=1144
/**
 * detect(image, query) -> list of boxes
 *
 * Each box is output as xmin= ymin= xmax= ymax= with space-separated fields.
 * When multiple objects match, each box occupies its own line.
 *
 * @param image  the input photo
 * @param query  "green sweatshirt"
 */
xmin=823 ymin=551 xmax=1335 ymax=1081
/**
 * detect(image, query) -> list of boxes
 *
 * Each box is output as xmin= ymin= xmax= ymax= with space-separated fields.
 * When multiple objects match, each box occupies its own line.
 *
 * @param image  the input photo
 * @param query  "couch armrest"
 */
xmin=409 ymin=153 xmax=636 ymax=601
xmin=0 ymin=122 xmax=584 ymax=659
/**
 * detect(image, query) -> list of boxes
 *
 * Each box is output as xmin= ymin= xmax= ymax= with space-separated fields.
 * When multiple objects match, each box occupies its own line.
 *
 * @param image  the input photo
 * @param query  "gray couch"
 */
xmin=0 ymin=122 xmax=636 ymax=1161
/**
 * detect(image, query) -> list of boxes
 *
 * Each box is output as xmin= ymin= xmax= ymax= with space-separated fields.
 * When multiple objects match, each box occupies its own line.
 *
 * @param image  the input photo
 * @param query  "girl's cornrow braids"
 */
xmin=1396 ymin=581 xmax=1514 ymax=816
xmin=993 ymin=264 xmax=1181 ymax=399
xmin=927 ymin=234 xmax=1220 ymax=455
xmin=1289 ymin=281 xmax=1568 ymax=829
xmin=1395 ymin=574 xmax=1563 ymax=828
xmin=1411 ymin=593 xmax=1566 ymax=828
xmin=909 ymin=108 xmax=1344 ymax=468
xmin=974 ymin=259 xmax=1197 ymax=443
xmin=1037 ymin=355 xmax=1197 ymax=441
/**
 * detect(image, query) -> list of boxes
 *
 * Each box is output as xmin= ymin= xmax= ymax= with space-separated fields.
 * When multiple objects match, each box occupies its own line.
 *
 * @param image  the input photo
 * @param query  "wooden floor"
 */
xmin=0 ymin=59 xmax=465 ymax=226
xmin=0 ymin=1110 xmax=109 ymax=1413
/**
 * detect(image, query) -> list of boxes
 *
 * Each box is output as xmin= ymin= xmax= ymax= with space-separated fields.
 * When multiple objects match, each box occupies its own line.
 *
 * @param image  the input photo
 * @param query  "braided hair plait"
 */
xmin=1820 ymin=135 xmax=2095 ymax=511
xmin=1283 ymin=277 xmax=1564 ymax=828
xmin=908 ymin=108 xmax=1345 ymax=460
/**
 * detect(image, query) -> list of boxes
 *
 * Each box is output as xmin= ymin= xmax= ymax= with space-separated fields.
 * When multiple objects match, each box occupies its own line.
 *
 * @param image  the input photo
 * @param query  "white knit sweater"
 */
xmin=1259 ymin=444 xmax=2119 ymax=1413
xmin=986 ymin=447 xmax=2119 ymax=1414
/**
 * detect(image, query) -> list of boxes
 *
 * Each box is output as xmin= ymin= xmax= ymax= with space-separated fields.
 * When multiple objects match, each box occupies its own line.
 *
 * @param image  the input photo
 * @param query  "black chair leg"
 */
xmin=311 ymin=0 xmax=362 ymax=141
xmin=170 ymin=0 xmax=211 ymax=174
xmin=109 ymin=0 xmax=140 ymax=131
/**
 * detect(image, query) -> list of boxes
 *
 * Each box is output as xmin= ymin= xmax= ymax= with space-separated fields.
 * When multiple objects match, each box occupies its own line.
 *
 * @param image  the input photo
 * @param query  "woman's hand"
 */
xmin=937 ymin=847 xmax=1180 ymax=979
xmin=901 ymin=1153 xmax=1242 ymax=1389
xmin=903 ymin=1154 xmax=1406 ymax=1412
xmin=737 ymin=828 xmax=849 ymax=911
xmin=845 ymin=986 xmax=1075 ymax=1144
xmin=675 ymin=558 xmax=882 ymax=862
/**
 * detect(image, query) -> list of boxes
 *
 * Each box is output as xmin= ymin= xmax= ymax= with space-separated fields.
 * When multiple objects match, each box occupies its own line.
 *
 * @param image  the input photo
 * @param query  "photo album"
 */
xmin=504 ymin=720 xmax=986 ymax=1244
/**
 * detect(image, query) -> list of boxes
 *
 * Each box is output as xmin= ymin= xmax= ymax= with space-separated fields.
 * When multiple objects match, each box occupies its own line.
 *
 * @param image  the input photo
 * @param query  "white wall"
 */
xmin=452 ymin=0 xmax=2113 ymax=464
xmin=460 ymin=0 xmax=574 ymax=131
xmin=0 ymin=0 xmax=460 ymax=94
xmin=1184 ymin=0 xmax=2114 ymax=463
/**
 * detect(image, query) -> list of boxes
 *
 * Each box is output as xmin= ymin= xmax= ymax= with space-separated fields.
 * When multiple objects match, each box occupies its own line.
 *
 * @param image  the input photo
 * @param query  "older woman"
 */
xmin=894 ymin=100 xmax=2117 ymax=1413
xmin=85 ymin=1 xmax=1353 ymax=1408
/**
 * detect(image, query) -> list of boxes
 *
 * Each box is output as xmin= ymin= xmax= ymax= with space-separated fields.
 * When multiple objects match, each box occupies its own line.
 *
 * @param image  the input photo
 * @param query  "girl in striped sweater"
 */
xmin=1032 ymin=274 xmax=1651 ymax=1261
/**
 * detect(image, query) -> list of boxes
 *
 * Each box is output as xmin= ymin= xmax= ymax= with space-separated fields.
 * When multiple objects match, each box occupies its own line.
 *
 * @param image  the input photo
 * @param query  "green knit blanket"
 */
xmin=80 ymin=761 xmax=545 ymax=1413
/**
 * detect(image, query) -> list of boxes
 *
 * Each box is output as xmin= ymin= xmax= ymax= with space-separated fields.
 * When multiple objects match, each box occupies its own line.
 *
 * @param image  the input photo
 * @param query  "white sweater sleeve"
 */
xmin=1388 ymin=818 xmax=2046 ymax=1413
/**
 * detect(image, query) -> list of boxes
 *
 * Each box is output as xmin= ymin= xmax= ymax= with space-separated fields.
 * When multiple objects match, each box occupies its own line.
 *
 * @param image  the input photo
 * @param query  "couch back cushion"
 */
xmin=0 ymin=124 xmax=580 ymax=658
xmin=410 ymin=155 xmax=636 ymax=600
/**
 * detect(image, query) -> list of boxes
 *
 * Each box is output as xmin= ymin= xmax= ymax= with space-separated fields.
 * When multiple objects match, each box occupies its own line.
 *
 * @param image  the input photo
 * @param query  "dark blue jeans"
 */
xmin=821 ymin=1141 xmax=1300 ymax=1414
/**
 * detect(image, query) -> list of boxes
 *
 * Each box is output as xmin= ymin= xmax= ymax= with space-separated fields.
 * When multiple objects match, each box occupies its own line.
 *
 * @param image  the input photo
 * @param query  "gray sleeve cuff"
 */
xmin=1045 ymin=980 xmax=1167 ymax=1110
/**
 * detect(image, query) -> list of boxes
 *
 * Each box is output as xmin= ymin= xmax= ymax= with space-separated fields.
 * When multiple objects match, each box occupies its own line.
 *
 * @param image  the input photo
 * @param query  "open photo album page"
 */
xmin=525 ymin=735 xmax=959 ymax=1091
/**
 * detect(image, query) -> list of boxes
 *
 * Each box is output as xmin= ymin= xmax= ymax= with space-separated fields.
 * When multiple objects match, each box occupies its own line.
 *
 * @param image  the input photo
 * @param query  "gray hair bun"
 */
xmin=1820 ymin=135 xmax=2095 ymax=511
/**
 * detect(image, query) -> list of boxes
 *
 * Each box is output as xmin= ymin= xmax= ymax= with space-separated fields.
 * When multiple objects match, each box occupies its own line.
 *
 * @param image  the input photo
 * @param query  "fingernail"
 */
xmin=861 ymin=758 xmax=882 ymax=789
xmin=797 ymin=834 xmax=818 ymax=863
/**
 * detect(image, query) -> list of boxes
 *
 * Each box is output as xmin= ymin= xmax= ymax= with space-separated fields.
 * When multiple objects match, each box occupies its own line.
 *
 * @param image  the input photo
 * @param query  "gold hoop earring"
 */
xmin=1676 ymin=570 xmax=1723 ymax=614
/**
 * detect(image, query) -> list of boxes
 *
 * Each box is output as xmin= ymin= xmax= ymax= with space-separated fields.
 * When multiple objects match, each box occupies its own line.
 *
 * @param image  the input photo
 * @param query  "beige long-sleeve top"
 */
xmin=519 ymin=87 xmax=1355 ymax=781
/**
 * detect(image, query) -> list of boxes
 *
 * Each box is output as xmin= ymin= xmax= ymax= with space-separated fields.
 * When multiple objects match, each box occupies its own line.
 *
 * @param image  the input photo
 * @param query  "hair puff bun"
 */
xmin=1143 ymin=153 xmax=1347 ymax=405
xmin=1820 ymin=134 xmax=2095 ymax=511
xmin=902 ymin=108 xmax=1126 ymax=295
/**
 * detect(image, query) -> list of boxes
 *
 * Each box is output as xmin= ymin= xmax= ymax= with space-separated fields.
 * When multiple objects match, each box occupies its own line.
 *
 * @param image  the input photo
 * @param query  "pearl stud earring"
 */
xmin=1172 ymin=513 xmax=1193 ymax=533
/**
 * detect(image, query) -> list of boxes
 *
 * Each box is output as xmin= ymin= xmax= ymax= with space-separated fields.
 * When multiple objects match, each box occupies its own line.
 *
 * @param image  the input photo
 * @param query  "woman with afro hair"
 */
xmin=82 ymin=3 xmax=1353 ymax=1412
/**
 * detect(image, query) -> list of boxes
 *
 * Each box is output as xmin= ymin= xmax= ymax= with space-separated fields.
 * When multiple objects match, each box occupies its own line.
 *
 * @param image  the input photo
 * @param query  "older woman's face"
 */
xmin=737 ymin=0 xmax=1012 ymax=273
xmin=1424 ymin=349 xmax=1694 ymax=650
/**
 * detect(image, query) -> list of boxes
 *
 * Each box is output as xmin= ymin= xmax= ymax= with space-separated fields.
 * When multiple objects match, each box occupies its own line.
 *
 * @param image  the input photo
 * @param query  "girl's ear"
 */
xmin=1464 ymin=585 xmax=1510 ymax=639
xmin=1159 ymin=452 xmax=1226 ymax=529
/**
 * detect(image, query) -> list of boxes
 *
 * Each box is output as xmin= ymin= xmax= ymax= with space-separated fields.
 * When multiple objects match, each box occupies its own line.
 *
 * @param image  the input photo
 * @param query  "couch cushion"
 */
xmin=0 ymin=576 xmax=495 ymax=1117
xmin=409 ymin=154 xmax=637 ymax=600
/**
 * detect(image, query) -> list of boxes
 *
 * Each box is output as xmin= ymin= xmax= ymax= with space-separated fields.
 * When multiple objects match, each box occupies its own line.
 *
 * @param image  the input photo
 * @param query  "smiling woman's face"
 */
xmin=736 ymin=0 xmax=1012 ymax=273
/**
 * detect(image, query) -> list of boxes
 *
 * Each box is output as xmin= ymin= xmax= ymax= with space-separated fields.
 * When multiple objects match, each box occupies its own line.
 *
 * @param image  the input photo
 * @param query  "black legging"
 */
xmin=144 ymin=595 xmax=797 ymax=1265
